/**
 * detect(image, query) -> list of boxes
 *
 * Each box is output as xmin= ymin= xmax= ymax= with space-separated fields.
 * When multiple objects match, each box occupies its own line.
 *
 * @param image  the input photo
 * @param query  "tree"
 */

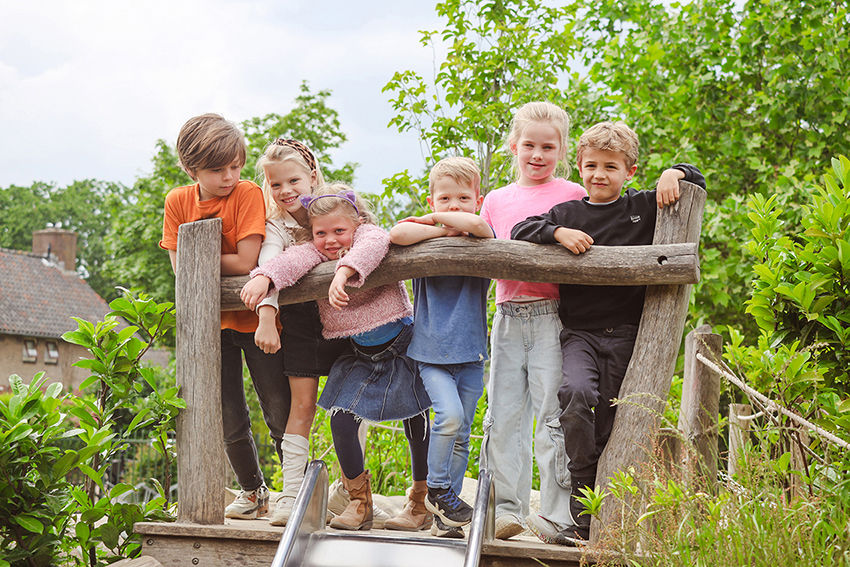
xmin=0 ymin=180 xmax=128 ymax=302
xmin=574 ymin=0 xmax=850 ymax=334
xmin=241 ymin=81 xmax=357 ymax=184
xmin=381 ymin=0 xmax=586 ymax=220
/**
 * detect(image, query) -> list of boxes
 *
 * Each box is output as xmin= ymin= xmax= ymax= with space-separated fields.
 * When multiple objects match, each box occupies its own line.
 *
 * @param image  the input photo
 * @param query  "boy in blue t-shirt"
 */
xmin=389 ymin=157 xmax=495 ymax=538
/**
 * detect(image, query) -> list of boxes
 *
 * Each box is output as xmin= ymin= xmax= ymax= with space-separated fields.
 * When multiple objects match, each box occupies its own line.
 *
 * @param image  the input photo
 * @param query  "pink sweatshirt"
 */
xmin=480 ymin=177 xmax=587 ymax=305
xmin=250 ymin=223 xmax=413 ymax=339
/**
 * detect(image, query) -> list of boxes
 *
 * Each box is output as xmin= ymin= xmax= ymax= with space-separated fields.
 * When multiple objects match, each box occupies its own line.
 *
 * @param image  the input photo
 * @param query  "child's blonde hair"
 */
xmin=506 ymin=101 xmax=572 ymax=180
xmin=256 ymin=139 xmax=325 ymax=221
xmin=296 ymin=182 xmax=375 ymax=244
xmin=429 ymin=157 xmax=481 ymax=196
xmin=576 ymin=121 xmax=640 ymax=169
xmin=176 ymin=113 xmax=247 ymax=180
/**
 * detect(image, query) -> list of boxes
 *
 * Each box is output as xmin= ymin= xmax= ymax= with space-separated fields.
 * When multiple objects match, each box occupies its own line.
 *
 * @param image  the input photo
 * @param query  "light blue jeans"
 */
xmin=419 ymin=361 xmax=485 ymax=494
xmin=482 ymin=300 xmax=573 ymax=529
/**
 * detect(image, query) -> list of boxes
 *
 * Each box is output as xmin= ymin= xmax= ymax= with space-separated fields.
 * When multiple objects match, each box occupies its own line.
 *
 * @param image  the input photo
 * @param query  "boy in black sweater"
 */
xmin=511 ymin=121 xmax=706 ymax=545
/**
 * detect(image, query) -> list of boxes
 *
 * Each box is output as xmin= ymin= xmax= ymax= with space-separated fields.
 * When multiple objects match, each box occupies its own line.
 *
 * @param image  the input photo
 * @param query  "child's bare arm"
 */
xmin=329 ymin=266 xmax=357 ymax=310
xmin=427 ymin=212 xmax=494 ymax=238
xmin=221 ymin=234 xmax=262 ymax=276
xmin=554 ymin=227 xmax=594 ymax=255
xmin=254 ymin=305 xmax=281 ymax=353
xmin=656 ymin=168 xmax=684 ymax=209
xmin=241 ymin=275 xmax=272 ymax=311
xmin=168 ymin=250 xmax=178 ymax=273
xmin=389 ymin=217 xmax=455 ymax=246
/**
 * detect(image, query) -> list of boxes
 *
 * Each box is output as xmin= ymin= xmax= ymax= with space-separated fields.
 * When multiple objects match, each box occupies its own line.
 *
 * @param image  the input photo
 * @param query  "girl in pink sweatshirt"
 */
xmin=241 ymin=183 xmax=431 ymax=533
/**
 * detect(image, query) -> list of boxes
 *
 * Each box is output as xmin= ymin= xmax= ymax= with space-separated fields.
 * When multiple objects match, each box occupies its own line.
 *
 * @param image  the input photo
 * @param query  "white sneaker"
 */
xmin=372 ymin=503 xmax=391 ymax=529
xmin=494 ymin=514 xmax=525 ymax=539
xmin=269 ymin=495 xmax=295 ymax=526
xmin=225 ymin=485 xmax=270 ymax=519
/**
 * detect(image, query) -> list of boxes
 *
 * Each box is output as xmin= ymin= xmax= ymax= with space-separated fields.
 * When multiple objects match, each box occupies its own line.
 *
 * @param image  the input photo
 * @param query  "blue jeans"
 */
xmin=482 ymin=300 xmax=573 ymax=530
xmin=419 ymin=361 xmax=485 ymax=493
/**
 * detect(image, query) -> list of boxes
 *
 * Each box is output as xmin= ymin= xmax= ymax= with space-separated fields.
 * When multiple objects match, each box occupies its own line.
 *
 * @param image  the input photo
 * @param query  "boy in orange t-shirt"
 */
xmin=160 ymin=113 xmax=288 ymax=520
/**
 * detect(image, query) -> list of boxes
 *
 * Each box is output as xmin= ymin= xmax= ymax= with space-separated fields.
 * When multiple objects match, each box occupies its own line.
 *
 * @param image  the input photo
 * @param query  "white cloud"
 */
xmin=0 ymin=0 xmax=443 ymax=190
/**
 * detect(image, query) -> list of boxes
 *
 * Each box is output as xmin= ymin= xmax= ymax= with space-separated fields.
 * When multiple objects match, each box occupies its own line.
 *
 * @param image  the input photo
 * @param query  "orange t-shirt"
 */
xmin=160 ymin=180 xmax=265 ymax=333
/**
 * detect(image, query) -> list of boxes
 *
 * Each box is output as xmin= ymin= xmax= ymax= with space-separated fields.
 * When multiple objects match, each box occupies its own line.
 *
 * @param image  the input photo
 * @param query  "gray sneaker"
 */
xmin=225 ymin=485 xmax=270 ymax=519
xmin=526 ymin=513 xmax=571 ymax=546
xmin=430 ymin=516 xmax=464 ymax=538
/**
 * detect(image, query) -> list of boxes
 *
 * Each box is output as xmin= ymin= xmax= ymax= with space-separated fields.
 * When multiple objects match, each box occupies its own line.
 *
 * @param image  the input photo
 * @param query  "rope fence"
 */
xmin=695 ymin=352 xmax=850 ymax=451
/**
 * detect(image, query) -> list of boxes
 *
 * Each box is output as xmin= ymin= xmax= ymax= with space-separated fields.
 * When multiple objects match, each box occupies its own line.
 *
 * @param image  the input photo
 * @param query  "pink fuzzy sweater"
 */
xmin=250 ymin=223 xmax=413 ymax=339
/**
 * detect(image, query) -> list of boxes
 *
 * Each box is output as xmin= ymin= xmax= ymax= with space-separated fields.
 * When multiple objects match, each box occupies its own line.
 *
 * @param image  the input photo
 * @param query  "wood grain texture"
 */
xmin=175 ymin=218 xmax=226 ymax=525
xmin=727 ymin=403 xmax=752 ymax=477
xmin=592 ymin=181 xmax=706 ymax=542
xmin=678 ymin=327 xmax=722 ymax=490
xmin=220 ymin=241 xmax=699 ymax=311
xmin=135 ymin=523 xmax=590 ymax=567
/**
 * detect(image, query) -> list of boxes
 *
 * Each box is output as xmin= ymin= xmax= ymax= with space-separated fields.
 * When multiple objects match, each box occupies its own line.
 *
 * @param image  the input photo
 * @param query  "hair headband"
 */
xmin=272 ymin=138 xmax=317 ymax=172
xmin=299 ymin=190 xmax=359 ymax=214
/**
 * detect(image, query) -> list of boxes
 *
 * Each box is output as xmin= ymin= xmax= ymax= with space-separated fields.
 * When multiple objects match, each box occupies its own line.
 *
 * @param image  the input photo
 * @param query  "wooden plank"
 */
xmin=175 ymin=218 xmax=226 ymax=524
xmin=678 ymin=327 xmax=721 ymax=490
xmin=220 ymin=241 xmax=699 ymax=310
xmin=135 ymin=523 xmax=591 ymax=567
xmin=727 ymin=403 xmax=751 ymax=477
xmin=592 ymin=181 xmax=706 ymax=542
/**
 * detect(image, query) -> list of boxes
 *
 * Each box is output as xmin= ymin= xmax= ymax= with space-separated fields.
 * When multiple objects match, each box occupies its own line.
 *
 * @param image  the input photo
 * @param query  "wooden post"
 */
xmin=592 ymin=181 xmax=706 ymax=543
xmin=175 ymin=218 xmax=225 ymax=524
xmin=727 ymin=403 xmax=751 ymax=478
xmin=678 ymin=326 xmax=721 ymax=491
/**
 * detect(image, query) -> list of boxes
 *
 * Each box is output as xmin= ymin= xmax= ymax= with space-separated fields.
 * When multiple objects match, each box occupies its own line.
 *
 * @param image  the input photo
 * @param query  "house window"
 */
xmin=45 ymin=341 xmax=59 ymax=364
xmin=23 ymin=339 xmax=38 ymax=362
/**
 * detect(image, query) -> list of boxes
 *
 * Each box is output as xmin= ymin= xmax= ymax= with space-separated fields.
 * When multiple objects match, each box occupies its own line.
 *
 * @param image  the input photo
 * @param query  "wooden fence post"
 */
xmin=175 ymin=218 xmax=225 ymax=524
xmin=678 ymin=326 xmax=722 ymax=491
xmin=727 ymin=403 xmax=751 ymax=478
xmin=592 ymin=181 xmax=706 ymax=543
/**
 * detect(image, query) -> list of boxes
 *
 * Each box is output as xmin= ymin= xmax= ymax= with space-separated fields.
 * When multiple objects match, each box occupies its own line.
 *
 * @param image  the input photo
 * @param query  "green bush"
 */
xmin=0 ymin=375 xmax=80 ymax=567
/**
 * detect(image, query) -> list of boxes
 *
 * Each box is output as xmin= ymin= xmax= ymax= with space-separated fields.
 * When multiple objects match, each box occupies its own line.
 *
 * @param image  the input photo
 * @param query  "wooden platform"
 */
xmin=135 ymin=519 xmax=593 ymax=567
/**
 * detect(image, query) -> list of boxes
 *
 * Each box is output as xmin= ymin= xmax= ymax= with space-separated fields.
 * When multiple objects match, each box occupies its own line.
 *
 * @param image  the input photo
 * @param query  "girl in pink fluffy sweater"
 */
xmin=241 ymin=183 xmax=431 ymax=533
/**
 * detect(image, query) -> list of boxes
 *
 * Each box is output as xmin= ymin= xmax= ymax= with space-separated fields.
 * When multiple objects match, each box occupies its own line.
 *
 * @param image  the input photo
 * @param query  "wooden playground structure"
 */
xmin=135 ymin=181 xmax=707 ymax=566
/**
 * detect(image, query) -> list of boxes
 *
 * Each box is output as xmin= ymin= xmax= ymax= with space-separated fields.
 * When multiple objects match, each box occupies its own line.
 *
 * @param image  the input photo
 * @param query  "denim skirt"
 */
xmin=318 ymin=323 xmax=431 ymax=422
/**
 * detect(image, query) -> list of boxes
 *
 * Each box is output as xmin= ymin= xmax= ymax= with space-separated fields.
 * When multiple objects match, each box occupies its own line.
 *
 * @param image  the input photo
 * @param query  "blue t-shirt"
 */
xmin=407 ymin=275 xmax=490 ymax=365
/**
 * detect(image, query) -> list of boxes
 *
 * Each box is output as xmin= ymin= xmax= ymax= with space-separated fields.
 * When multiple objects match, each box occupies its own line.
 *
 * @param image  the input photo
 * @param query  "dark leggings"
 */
xmin=331 ymin=410 xmax=430 ymax=481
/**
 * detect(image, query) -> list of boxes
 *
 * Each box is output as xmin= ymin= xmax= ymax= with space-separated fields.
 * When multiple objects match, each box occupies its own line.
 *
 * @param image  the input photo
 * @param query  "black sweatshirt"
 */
xmin=511 ymin=164 xmax=705 ymax=329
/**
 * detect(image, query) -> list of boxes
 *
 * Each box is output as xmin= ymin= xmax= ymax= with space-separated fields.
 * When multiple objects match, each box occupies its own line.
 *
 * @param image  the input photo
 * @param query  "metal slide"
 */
xmin=270 ymin=461 xmax=495 ymax=567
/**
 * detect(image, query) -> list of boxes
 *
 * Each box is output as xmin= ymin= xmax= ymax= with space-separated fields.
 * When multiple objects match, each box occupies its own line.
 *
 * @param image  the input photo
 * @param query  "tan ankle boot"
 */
xmin=384 ymin=481 xmax=433 ymax=531
xmin=329 ymin=470 xmax=373 ymax=531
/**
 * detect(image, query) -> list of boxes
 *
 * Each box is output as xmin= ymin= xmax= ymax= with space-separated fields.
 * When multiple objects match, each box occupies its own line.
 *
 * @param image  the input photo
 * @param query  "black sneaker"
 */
xmin=569 ymin=479 xmax=593 ymax=529
xmin=430 ymin=516 xmax=465 ymax=538
xmin=558 ymin=523 xmax=590 ymax=547
xmin=425 ymin=486 xmax=473 ymax=527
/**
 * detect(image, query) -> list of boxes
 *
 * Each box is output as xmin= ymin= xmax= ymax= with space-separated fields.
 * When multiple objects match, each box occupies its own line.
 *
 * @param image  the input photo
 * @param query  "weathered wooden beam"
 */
xmin=727 ymin=403 xmax=751 ymax=478
xmin=220 ymin=240 xmax=700 ymax=311
xmin=678 ymin=326 xmax=722 ymax=492
xmin=175 ymin=218 xmax=226 ymax=524
xmin=592 ymin=181 xmax=706 ymax=543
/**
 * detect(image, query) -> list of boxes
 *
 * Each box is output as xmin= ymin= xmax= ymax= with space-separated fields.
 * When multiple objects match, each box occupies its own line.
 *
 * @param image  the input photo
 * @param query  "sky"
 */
xmin=0 ymin=0 xmax=445 ymax=193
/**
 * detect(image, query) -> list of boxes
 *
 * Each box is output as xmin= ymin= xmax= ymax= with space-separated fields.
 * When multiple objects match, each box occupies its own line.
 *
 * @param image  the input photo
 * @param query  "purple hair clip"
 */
xmin=299 ymin=190 xmax=359 ymax=214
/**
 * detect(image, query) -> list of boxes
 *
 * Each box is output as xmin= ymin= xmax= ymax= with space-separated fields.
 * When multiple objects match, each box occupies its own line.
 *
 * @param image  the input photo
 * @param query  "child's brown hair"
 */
xmin=576 ymin=121 xmax=640 ymax=169
xmin=176 ymin=113 xmax=247 ymax=179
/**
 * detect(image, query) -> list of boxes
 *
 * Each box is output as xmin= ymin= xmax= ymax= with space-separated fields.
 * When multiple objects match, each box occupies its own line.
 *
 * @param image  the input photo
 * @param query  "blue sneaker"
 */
xmin=425 ymin=486 xmax=473 ymax=527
